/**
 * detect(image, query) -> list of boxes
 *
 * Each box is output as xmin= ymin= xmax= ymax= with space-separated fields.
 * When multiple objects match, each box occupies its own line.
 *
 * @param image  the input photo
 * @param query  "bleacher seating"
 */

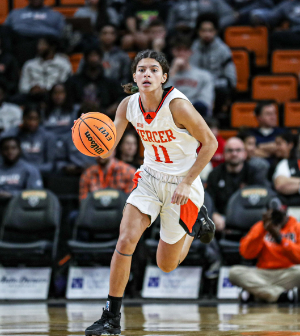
xmin=284 ymin=102 xmax=300 ymax=128
xmin=0 ymin=190 xmax=61 ymax=266
xmin=61 ymin=0 xmax=84 ymax=5
xmin=0 ymin=0 xmax=8 ymax=24
xmin=252 ymin=75 xmax=298 ymax=103
xmin=272 ymin=50 xmax=300 ymax=76
xmin=219 ymin=186 xmax=277 ymax=265
xmin=225 ymin=26 xmax=268 ymax=67
xmin=232 ymin=49 xmax=250 ymax=92
xmin=67 ymin=189 xmax=127 ymax=264
xmin=231 ymin=102 xmax=279 ymax=128
xmin=70 ymin=53 xmax=83 ymax=73
xmin=53 ymin=6 xmax=78 ymax=17
xmin=14 ymin=0 xmax=55 ymax=8
xmin=231 ymin=102 xmax=258 ymax=128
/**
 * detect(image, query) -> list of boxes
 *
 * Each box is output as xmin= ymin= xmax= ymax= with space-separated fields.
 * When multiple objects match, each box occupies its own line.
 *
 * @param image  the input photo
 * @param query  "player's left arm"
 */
xmin=170 ymin=98 xmax=218 ymax=205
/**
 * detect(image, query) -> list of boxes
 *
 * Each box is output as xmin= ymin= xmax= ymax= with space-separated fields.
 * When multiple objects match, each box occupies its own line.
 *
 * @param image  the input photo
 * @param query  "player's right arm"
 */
xmin=100 ymin=96 xmax=130 ymax=158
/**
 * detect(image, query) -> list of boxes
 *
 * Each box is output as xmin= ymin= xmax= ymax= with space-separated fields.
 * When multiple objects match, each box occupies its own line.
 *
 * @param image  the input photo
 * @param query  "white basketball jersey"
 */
xmin=126 ymin=86 xmax=199 ymax=176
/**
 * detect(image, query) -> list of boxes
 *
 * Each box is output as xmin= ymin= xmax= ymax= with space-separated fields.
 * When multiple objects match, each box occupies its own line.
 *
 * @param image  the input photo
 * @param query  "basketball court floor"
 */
xmin=0 ymin=302 xmax=299 ymax=336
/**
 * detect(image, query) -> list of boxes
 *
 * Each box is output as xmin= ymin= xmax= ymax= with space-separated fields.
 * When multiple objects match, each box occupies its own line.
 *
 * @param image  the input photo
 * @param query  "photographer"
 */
xmin=229 ymin=198 xmax=300 ymax=303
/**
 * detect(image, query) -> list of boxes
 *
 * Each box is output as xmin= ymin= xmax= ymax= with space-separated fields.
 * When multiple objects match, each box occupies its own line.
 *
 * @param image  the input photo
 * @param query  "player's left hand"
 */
xmin=171 ymin=182 xmax=191 ymax=205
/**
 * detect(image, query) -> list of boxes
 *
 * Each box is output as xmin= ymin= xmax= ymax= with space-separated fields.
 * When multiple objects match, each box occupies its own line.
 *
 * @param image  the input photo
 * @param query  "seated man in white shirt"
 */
xmin=19 ymin=36 xmax=72 ymax=96
xmin=273 ymin=135 xmax=300 ymax=196
xmin=0 ymin=81 xmax=22 ymax=133
xmin=273 ymin=159 xmax=300 ymax=196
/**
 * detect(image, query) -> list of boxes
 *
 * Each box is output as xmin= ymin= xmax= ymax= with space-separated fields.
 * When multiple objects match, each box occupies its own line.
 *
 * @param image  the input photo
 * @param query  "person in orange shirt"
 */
xmin=79 ymin=153 xmax=136 ymax=201
xmin=229 ymin=198 xmax=300 ymax=303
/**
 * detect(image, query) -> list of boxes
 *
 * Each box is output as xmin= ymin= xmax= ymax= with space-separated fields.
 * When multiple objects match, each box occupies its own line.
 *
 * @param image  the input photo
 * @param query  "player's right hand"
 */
xmin=171 ymin=182 xmax=191 ymax=205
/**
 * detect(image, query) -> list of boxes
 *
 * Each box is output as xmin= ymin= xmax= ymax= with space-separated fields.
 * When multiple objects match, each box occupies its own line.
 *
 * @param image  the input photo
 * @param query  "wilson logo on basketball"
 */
xmin=95 ymin=126 xmax=113 ymax=141
xmin=85 ymin=131 xmax=104 ymax=155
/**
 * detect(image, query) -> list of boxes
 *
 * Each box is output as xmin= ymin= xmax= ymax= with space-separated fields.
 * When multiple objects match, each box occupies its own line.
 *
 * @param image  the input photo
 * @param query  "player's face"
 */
xmin=133 ymin=58 xmax=167 ymax=92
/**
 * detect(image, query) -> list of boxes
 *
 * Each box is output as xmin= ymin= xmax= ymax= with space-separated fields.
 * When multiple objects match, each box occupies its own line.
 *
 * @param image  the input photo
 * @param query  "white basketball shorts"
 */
xmin=126 ymin=165 xmax=204 ymax=244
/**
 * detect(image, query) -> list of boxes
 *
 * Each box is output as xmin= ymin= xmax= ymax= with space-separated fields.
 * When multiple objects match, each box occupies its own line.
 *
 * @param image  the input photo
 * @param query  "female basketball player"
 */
xmin=85 ymin=50 xmax=218 ymax=336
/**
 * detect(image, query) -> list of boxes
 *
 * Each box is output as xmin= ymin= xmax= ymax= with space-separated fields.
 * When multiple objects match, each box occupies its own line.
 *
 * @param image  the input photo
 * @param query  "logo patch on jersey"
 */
xmin=137 ymin=123 xmax=143 ymax=128
xmin=139 ymin=87 xmax=174 ymax=125
xmin=143 ymin=112 xmax=156 ymax=124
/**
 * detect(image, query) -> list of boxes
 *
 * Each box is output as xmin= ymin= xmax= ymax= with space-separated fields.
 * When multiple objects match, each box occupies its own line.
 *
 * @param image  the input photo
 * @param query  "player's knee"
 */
xmin=117 ymin=233 xmax=138 ymax=251
xmin=157 ymin=260 xmax=177 ymax=273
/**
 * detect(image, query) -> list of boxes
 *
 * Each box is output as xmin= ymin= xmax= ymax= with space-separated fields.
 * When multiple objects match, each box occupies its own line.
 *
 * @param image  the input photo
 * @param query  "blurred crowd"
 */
xmin=0 ymin=0 xmax=300 ymax=301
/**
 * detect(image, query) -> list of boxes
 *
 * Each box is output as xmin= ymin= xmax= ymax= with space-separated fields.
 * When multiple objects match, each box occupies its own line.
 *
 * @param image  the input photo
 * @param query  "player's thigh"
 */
xmin=118 ymin=204 xmax=151 ymax=248
xmin=156 ymin=235 xmax=186 ymax=272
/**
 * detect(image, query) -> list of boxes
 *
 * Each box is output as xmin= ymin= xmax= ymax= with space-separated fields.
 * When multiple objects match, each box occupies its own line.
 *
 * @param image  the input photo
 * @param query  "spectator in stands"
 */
xmin=224 ymin=0 xmax=274 ymax=27
xmin=273 ymin=134 xmax=300 ymax=197
xmin=206 ymin=137 xmax=267 ymax=231
xmin=190 ymin=13 xmax=236 ymax=116
xmin=78 ymin=25 xmax=131 ymax=84
xmin=237 ymin=130 xmax=270 ymax=183
xmin=99 ymin=25 xmax=131 ymax=84
xmin=251 ymin=101 xmax=283 ymax=159
xmin=66 ymin=46 xmax=124 ymax=118
xmin=229 ymin=199 xmax=300 ymax=303
xmin=74 ymin=0 xmax=120 ymax=29
xmin=0 ymin=82 xmax=22 ymax=133
xmin=5 ymin=0 xmax=65 ymax=65
xmin=0 ymin=32 xmax=19 ymax=96
xmin=168 ymin=35 xmax=214 ymax=117
xmin=115 ymin=131 xmax=140 ymax=169
xmin=56 ymin=102 xmax=98 ymax=175
xmin=268 ymin=132 xmax=297 ymax=181
xmin=43 ymin=83 xmax=79 ymax=138
xmin=147 ymin=19 xmax=170 ymax=60
xmin=166 ymin=0 xmax=234 ymax=32
xmin=19 ymin=36 xmax=72 ymax=98
xmin=122 ymin=0 xmax=168 ymax=51
xmin=206 ymin=118 xmax=225 ymax=168
xmin=251 ymin=0 xmax=300 ymax=49
xmin=2 ymin=104 xmax=56 ymax=174
xmin=0 ymin=136 xmax=43 ymax=199
xmin=79 ymin=152 xmax=136 ymax=201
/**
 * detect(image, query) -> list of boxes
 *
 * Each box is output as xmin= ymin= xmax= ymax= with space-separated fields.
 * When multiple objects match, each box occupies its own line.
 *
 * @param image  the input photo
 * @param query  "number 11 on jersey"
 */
xmin=152 ymin=145 xmax=173 ymax=163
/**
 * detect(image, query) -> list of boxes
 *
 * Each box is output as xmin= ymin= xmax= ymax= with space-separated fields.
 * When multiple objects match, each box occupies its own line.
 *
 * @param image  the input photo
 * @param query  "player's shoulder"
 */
xmin=169 ymin=89 xmax=192 ymax=111
xmin=116 ymin=96 xmax=131 ymax=114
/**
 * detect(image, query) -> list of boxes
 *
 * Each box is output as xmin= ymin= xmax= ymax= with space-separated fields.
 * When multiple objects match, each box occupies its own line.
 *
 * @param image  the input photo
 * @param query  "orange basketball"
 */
xmin=72 ymin=112 xmax=116 ymax=157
